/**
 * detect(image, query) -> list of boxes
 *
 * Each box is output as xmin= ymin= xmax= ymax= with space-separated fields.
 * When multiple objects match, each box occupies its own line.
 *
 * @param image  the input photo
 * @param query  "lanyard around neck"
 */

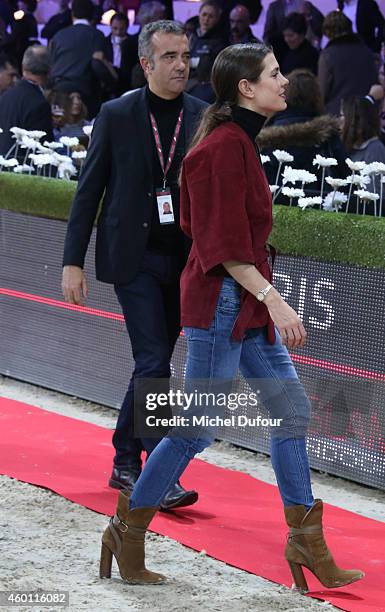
xmin=149 ymin=109 xmax=184 ymax=189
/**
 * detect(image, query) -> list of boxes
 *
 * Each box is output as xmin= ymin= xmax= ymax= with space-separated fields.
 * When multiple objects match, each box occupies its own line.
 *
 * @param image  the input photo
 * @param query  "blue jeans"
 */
xmin=130 ymin=277 xmax=314 ymax=509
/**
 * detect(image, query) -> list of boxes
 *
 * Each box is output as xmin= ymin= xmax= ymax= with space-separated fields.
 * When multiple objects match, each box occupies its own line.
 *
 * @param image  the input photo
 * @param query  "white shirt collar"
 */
xmin=73 ymin=19 xmax=90 ymax=26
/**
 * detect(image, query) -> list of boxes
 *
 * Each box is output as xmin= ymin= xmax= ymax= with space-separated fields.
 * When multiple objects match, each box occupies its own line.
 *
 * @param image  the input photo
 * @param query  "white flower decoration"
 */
xmin=313 ymin=155 xmax=338 ymax=168
xmin=323 ymin=191 xmax=347 ymax=211
xmin=50 ymin=152 xmax=72 ymax=166
xmin=269 ymin=184 xmax=279 ymax=193
xmin=362 ymin=161 xmax=385 ymax=175
xmin=282 ymin=187 xmax=305 ymax=198
xmin=13 ymin=164 xmax=33 ymax=173
xmin=353 ymin=190 xmax=379 ymax=201
xmin=296 ymin=169 xmax=318 ymax=184
xmin=29 ymin=153 xmax=54 ymax=167
xmin=43 ymin=141 xmax=63 ymax=150
xmin=325 ymin=177 xmax=348 ymax=189
xmin=346 ymin=174 xmax=370 ymax=186
xmin=260 ymin=155 xmax=270 ymax=165
xmin=10 ymin=127 xmax=29 ymax=141
xmin=281 ymin=166 xmax=296 ymax=184
xmin=72 ymin=150 xmax=87 ymax=160
xmin=298 ymin=196 xmax=323 ymax=209
xmin=28 ymin=130 xmax=46 ymax=140
xmin=59 ymin=136 xmax=79 ymax=148
xmin=37 ymin=145 xmax=53 ymax=154
xmin=345 ymin=158 xmax=367 ymax=172
xmin=0 ymin=158 xmax=18 ymax=167
xmin=19 ymin=135 xmax=42 ymax=151
xmin=57 ymin=161 xmax=77 ymax=179
xmin=282 ymin=167 xmax=317 ymax=185
xmin=82 ymin=124 xmax=93 ymax=136
xmin=273 ymin=149 xmax=294 ymax=163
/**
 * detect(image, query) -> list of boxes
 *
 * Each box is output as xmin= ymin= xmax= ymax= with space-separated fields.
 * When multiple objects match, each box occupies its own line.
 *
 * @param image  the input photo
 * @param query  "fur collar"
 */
xmin=257 ymin=115 xmax=341 ymax=149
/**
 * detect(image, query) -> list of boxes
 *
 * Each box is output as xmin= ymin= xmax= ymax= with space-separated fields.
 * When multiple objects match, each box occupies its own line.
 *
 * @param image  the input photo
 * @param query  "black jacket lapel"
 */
xmin=133 ymin=87 xmax=153 ymax=182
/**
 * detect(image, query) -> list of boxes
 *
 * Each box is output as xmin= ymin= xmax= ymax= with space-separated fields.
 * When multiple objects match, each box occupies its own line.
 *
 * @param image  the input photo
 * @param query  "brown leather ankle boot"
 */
xmin=284 ymin=499 xmax=364 ymax=593
xmin=99 ymin=488 xmax=166 ymax=584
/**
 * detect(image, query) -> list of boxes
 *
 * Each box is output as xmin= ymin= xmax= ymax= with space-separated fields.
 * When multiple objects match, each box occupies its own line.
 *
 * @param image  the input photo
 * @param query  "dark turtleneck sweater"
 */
xmin=146 ymin=87 xmax=185 ymax=255
xmin=231 ymin=105 xmax=266 ymax=148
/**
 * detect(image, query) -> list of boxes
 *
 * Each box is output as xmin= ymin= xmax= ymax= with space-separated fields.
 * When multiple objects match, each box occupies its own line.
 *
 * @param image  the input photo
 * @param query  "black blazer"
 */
xmin=104 ymin=34 xmax=137 ymax=93
xmin=50 ymin=24 xmax=107 ymax=96
xmin=104 ymin=33 xmax=118 ymax=64
xmin=0 ymin=79 xmax=53 ymax=155
xmin=62 ymin=87 xmax=207 ymax=283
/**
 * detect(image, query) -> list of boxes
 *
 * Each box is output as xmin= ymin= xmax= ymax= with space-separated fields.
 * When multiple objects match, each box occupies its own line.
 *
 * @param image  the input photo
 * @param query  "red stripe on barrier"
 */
xmin=2 ymin=287 xmax=385 ymax=381
xmin=0 ymin=287 xmax=125 ymax=322
xmin=290 ymin=354 xmax=385 ymax=381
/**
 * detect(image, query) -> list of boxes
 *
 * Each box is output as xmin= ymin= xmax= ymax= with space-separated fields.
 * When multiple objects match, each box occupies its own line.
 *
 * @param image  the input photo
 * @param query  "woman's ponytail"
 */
xmin=188 ymin=100 xmax=233 ymax=152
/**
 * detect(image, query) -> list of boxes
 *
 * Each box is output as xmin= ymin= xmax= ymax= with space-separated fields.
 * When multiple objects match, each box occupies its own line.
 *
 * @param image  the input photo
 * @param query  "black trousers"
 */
xmin=112 ymin=250 xmax=182 ymax=471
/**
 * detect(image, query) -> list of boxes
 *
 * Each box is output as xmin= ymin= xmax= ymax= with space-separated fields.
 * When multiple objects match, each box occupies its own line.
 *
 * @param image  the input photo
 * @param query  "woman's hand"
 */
xmin=221 ymin=261 xmax=308 ymax=348
xmin=264 ymin=290 xmax=307 ymax=349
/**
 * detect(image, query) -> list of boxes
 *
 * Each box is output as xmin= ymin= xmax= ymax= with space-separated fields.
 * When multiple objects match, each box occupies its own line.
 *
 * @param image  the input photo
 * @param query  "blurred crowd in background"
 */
xmin=1 ymin=0 xmax=385 ymax=192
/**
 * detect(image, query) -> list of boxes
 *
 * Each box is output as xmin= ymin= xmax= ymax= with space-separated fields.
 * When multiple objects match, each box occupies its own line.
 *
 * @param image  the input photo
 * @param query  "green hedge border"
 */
xmin=2 ymin=173 xmax=385 ymax=269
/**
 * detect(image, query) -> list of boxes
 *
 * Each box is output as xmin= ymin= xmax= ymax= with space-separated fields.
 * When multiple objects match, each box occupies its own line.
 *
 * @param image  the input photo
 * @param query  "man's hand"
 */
xmin=264 ymin=291 xmax=307 ymax=349
xmin=61 ymin=265 xmax=88 ymax=305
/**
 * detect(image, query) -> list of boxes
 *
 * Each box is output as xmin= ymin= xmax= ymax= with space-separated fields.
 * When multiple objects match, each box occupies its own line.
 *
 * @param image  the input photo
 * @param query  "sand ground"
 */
xmin=1 ymin=374 xmax=383 ymax=612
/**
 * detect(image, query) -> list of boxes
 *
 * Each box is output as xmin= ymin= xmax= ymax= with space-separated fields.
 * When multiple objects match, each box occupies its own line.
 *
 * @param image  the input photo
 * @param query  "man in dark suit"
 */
xmin=104 ymin=12 xmax=136 ymax=94
xmin=104 ymin=12 xmax=129 ymax=67
xmin=49 ymin=0 xmax=116 ymax=117
xmin=61 ymin=20 xmax=207 ymax=511
xmin=0 ymin=45 xmax=52 ymax=156
xmin=337 ymin=0 xmax=385 ymax=52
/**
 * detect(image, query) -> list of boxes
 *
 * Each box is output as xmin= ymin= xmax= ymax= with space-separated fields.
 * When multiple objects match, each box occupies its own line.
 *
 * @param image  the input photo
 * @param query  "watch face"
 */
xmin=256 ymin=291 xmax=264 ymax=301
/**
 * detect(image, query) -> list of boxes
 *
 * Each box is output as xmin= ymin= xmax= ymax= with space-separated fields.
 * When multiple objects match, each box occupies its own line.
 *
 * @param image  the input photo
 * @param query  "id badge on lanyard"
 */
xmin=156 ymin=188 xmax=175 ymax=224
xmin=150 ymin=109 xmax=183 ymax=226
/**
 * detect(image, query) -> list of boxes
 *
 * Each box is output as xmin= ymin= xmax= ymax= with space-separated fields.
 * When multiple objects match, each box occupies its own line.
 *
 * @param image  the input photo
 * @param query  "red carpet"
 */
xmin=1 ymin=396 xmax=384 ymax=612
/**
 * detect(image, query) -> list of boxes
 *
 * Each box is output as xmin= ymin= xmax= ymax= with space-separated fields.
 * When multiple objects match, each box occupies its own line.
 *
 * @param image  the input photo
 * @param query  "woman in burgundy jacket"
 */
xmin=100 ymin=44 xmax=364 ymax=593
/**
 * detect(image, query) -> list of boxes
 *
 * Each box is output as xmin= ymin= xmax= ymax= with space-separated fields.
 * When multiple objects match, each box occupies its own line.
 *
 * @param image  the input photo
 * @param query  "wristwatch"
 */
xmin=256 ymin=283 xmax=273 ymax=302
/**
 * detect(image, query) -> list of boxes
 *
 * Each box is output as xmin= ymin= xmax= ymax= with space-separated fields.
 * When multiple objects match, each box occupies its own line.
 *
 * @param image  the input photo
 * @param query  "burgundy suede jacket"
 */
xmin=180 ymin=121 xmax=275 ymax=343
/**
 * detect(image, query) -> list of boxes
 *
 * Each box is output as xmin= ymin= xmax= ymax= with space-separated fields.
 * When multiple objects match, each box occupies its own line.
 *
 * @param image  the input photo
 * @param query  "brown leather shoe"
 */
xmin=100 ymin=488 xmax=166 ymax=584
xmin=284 ymin=499 xmax=364 ymax=593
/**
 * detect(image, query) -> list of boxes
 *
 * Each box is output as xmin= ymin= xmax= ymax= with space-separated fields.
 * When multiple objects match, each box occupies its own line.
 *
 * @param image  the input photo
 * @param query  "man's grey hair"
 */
xmin=22 ymin=45 xmax=50 ymax=75
xmin=138 ymin=19 xmax=186 ymax=63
